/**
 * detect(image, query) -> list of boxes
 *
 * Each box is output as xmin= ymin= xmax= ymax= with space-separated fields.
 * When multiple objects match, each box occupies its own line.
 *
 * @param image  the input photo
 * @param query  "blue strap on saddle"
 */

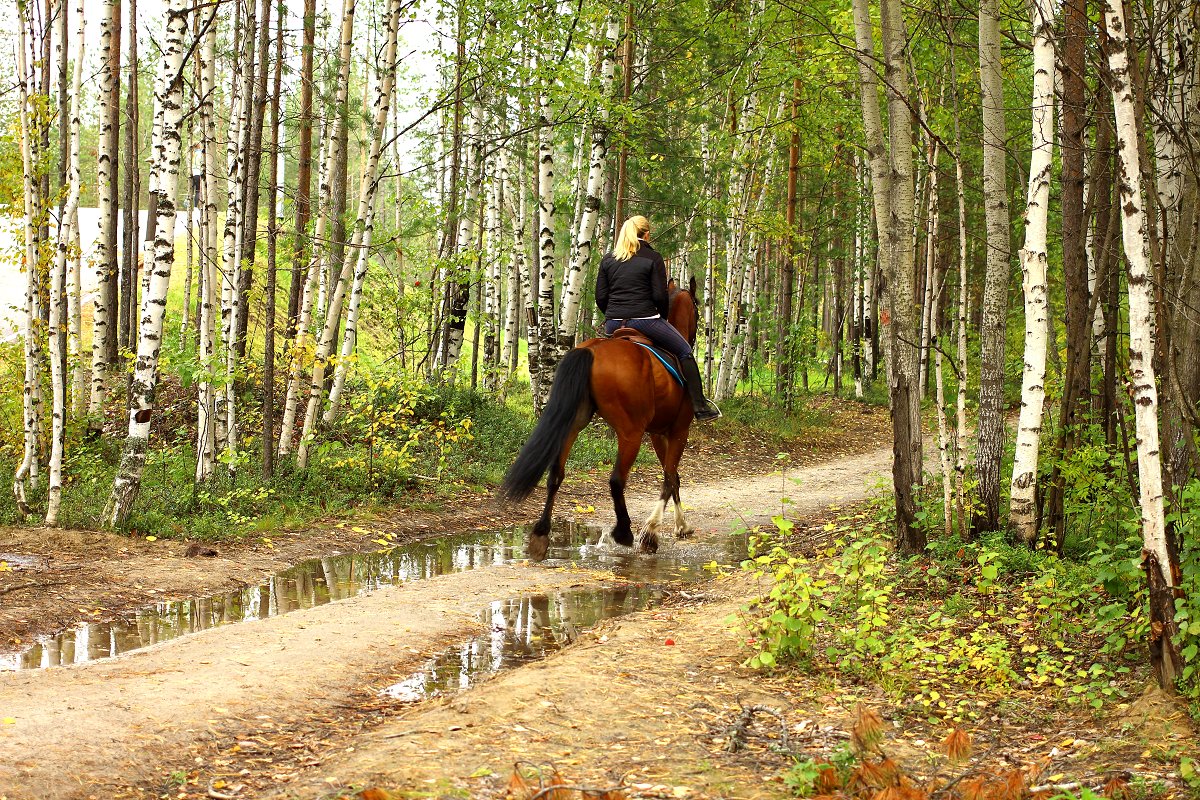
xmin=631 ymin=342 xmax=684 ymax=386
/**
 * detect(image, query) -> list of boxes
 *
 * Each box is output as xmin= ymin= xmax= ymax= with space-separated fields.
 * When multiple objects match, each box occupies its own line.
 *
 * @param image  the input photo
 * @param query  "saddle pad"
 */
xmin=630 ymin=341 xmax=684 ymax=386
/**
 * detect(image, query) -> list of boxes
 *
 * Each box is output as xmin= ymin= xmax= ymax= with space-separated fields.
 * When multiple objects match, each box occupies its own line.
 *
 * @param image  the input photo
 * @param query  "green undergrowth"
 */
xmin=0 ymin=356 xmax=844 ymax=541
xmin=736 ymin=492 xmax=1200 ymax=726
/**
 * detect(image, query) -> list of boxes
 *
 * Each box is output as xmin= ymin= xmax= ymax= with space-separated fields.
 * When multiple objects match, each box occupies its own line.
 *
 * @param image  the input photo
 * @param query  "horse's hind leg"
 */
xmin=529 ymin=402 xmax=593 ymax=561
xmin=608 ymin=434 xmax=642 ymax=549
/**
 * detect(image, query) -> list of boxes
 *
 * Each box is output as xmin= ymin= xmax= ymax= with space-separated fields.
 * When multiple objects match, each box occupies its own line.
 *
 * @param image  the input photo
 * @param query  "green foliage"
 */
xmin=738 ymin=492 xmax=1167 ymax=721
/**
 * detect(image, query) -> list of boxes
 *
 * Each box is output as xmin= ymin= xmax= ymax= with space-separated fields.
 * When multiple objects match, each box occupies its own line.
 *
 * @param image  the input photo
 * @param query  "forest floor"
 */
xmin=0 ymin=397 xmax=1194 ymax=800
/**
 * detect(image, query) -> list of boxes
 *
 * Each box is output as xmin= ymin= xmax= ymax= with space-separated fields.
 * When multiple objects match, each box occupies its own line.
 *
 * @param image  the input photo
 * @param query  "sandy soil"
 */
xmin=0 ymin=401 xmax=1190 ymax=800
xmin=0 ymin=430 xmax=894 ymax=800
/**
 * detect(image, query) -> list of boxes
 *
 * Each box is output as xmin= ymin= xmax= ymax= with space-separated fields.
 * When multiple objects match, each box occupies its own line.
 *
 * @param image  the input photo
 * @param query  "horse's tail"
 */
xmin=500 ymin=348 xmax=594 ymax=502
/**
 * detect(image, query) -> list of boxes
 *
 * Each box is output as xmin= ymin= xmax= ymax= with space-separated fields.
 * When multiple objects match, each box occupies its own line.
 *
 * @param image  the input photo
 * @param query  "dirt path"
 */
xmin=0 ymin=446 xmax=894 ymax=800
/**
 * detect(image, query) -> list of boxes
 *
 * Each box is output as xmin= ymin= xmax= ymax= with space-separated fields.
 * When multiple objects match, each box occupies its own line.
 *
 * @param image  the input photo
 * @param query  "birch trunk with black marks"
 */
xmin=532 ymin=87 xmax=557 ymax=411
xmin=67 ymin=2 xmax=86 ymax=418
xmin=556 ymin=17 xmax=619 ymax=357
xmin=1104 ymin=0 xmax=1183 ymax=689
xmin=14 ymin=4 xmax=41 ymax=516
xmin=325 ymin=0 xmax=404 ymax=422
xmin=103 ymin=0 xmax=187 ymax=528
xmin=1010 ymin=0 xmax=1056 ymax=543
xmin=293 ymin=0 xmax=358 ymax=470
xmin=46 ymin=4 xmax=86 ymax=526
xmin=195 ymin=5 xmax=219 ymax=482
xmin=89 ymin=0 xmax=120 ymax=425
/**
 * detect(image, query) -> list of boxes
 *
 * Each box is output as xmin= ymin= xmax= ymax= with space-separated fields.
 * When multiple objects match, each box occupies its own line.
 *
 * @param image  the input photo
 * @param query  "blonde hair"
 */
xmin=613 ymin=215 xmax=650 ymax=261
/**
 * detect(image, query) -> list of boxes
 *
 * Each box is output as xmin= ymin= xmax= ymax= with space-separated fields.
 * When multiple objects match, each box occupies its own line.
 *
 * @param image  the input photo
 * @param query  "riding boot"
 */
xmin=678 ymin=356 xmax=721 ymax=421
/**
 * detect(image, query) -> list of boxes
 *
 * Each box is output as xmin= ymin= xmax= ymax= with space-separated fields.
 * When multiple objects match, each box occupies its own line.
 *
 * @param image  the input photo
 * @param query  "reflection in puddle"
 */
xmin=1 ymin=522 xmax=745 ymax=672
xmin=383 ymin=585 xmax=663 ymax=701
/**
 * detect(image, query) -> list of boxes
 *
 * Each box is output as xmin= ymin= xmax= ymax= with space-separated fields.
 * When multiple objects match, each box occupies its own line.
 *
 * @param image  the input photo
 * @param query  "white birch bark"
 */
xmin=66 ymin=2 xmax=86 ymax=419
xmin=916 ymin=141 xmax=938 ymax=400
xmin=220 ymin=0 xmax=258 ymax=471
xmin=504 ymin=144 xmax=532 ymax=378
xmin=483 ymin=144 xmax=504 ymax=384
xmin=287 ymin=0 xmax=356 ymax=466
xmin=325 ymin=0 xmax=403 ymax=421
xmin=437 ymin=101 xmax=483 ymax=370
xmin=532 ymin=88 xmax=557 ymax=410
xmin=1151 ymin=0 xmax=1188 ymax=244
xmin=501 ymin=149 xmax=521 ymax=376
xmin=195 ymin=5 xmax=219 ymax=481
xmin=103 ymin=0 xmax=187 ymax=527
xmin=88 ymin=0 xmax=119 ymax=421
xmin=13 ymin=6 xmax=40 ymax=515
xmin=556 ymin=18 xmax=618 ymax=354
xmin=1010 ymin=0 xmax=1057 ymax=542
xmin=701 ymin=127 xmax=717 ymax=391
xmin=1105 ymin=0 xmax=1172 ymax=589
xmin=47 ymin=5 xmax=85 ymax=525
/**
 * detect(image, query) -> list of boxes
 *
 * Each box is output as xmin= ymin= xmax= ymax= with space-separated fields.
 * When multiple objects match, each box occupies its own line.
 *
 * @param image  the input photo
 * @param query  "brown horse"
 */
xmin=501 ymin=279 xmax=700 ymax=560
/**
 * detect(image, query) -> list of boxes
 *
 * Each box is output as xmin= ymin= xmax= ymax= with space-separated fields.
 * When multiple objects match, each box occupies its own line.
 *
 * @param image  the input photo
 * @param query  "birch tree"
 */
xmin=195 ymin=3 xmax=219 ymax=482
xmin=326 ymin=0 xmax=405 ymax=421
xmin=89 ymin=0 xmax=121 ymax=425
xmin=46 ymin=1 xmax=86 ymax=526
xmin=556 ymin=17 xmax=619 ymax=356
xmin=103 ymin=0 xmax=188 ymax=528
xmin=1103 ymin=0 xmax=1183 ymax=689
xmin=13 ymin=0 xmax=41 ymax=516
xmin=1010 ymin=0 xmax=1056 ymax=543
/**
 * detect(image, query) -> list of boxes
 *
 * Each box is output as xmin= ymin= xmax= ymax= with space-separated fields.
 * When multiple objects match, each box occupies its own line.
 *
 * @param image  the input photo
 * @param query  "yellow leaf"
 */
xmin=145 ymin=535 xmax=157 ymax=542
xmin=2 ymin=718 xmax=15 ymax=724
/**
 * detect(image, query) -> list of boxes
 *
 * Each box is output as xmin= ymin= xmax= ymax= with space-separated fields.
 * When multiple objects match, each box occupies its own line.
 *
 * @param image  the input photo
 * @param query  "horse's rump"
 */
xmin=583 ymin=338 xmax=687 ymax=433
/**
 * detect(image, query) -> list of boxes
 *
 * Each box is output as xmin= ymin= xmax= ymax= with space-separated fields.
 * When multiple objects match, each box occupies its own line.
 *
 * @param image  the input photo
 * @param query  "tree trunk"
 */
xmin=195 ymin=0 xmax=219 ymax=482
xmin=262 ymin=0 xmax=283 ymax=481
xmin=103 ymin=0 xmax=186 ymax=528
xmin=293 ymin=0 xmax=358 ymax=471
xmin=532 ymin=86 xmax=557 ymax=411
xmin=1009 ymin=0 xmax=1057 ymax=544
xmin=67 ymin=1 xmax=86 ymax=419
xmin=973 ymin=0 xmax=1013 ymax=535
xmin=556 ymin=18 xmax=619 ymax=357
xmin=288 ymin=0 xmax=317 ymax=338
xmin=89 ymin=0 xmax=121 ymax=426
xmin=1104 ymin=0 xmax=1183 ymax=689
xmin=1047 ymin=0 xmax=1092 ymax=547
xmin=325 ymin=0 xmax=405 ymax=422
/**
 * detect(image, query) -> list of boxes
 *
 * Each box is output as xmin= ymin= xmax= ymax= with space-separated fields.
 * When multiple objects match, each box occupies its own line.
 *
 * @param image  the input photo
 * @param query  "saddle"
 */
xmin=606 ymin=327 xmax=684 ymax=386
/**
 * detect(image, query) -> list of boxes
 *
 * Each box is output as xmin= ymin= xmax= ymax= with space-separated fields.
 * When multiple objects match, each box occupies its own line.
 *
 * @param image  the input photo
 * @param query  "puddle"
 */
xmin=383 ymin=584 xmax=667 ymax=701
xmin=1 ymin=522 xmax=747 ymax=671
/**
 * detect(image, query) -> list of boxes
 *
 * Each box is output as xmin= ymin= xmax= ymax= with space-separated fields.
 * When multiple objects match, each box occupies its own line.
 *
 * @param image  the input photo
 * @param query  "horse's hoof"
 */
xmin=676 ymin=526 xmax=695 ymax=539
xmin=612 ymin=524 xmax=634 ymax=547
xmin=527 ymin=534 xmax=550 ymax=561
xmin=638 ymin=532 xmax=659 ymax=554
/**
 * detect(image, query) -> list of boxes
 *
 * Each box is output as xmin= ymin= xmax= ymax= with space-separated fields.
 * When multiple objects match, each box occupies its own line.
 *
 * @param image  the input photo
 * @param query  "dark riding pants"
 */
xmin=604 ymin=317 xmax=693 ymax=358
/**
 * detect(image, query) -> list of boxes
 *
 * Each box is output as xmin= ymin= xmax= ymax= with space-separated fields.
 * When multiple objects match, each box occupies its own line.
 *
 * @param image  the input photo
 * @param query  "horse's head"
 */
xmin=667 ymin=276 xmax=699 ymax=346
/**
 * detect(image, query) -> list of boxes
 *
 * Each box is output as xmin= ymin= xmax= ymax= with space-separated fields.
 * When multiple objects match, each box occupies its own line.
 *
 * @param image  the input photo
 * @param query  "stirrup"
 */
xmin=694 ymin=402 xmax=721 ymax=421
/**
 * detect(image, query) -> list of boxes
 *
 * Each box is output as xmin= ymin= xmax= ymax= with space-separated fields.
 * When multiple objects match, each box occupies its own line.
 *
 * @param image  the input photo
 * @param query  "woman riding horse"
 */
xmin=502 ymin=215 xmax=717 ymax=559
xmin=596 ymin=215 xmax=721 ymax=421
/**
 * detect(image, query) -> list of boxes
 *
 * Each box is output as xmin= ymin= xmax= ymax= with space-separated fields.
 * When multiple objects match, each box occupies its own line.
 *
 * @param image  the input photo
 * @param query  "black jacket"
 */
xmin=595 ymin=241 xmax=669 ymax=321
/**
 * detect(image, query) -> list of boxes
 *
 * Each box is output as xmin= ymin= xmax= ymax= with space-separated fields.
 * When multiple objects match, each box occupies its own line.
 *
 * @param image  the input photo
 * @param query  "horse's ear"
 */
xmin=688 ymin=275 xmax=697 ymax=296
xmin=667 ymin=278 xmax=677 ymax=292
